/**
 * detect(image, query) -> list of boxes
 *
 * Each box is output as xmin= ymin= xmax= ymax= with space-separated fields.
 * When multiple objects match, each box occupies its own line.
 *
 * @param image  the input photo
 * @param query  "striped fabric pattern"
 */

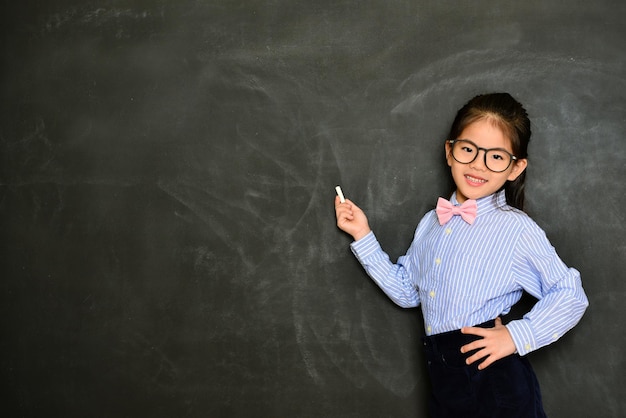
xmin=350 ymin=191 xmax=588 ymax=356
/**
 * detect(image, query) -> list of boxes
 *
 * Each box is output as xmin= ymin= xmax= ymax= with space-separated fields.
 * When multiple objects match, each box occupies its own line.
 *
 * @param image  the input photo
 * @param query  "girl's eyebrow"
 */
xmin=457 ymin=139 xmax=514 ymax=153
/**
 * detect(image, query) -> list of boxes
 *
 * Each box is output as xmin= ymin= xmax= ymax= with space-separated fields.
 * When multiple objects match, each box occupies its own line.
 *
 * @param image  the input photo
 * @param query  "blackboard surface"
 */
xmin=1 ymin=1 xmax=625 ymax=417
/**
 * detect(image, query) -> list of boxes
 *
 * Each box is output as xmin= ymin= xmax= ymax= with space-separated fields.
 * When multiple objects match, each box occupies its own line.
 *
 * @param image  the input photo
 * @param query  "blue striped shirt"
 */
xmin=350 ymin=190 xmax=588 ymax=356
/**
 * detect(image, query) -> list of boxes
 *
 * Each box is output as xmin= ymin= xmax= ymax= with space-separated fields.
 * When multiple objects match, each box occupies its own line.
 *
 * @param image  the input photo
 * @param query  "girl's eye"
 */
xmin=461 ymin=146 xmax=475 ymax=154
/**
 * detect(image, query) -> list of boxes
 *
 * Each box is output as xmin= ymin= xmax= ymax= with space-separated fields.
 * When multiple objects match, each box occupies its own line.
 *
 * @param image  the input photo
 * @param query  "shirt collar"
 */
xmin=450 ymin=190 xmax=508 ymax=218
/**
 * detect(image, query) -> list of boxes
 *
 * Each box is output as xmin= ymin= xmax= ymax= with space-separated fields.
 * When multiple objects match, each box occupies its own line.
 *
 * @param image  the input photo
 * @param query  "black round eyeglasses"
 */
xmin=448 ymin=139 xmax=518 ymax=173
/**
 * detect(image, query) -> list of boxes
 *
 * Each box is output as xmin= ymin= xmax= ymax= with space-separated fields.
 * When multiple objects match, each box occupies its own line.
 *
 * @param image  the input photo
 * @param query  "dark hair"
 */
xmin=446 ymin=92 xmax=531 ymax=211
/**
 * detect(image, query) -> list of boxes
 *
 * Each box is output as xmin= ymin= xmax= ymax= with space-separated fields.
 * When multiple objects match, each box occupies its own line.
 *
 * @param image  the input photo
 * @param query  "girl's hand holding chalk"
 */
xmin=334 ymin=185 xmax=371 ymax=241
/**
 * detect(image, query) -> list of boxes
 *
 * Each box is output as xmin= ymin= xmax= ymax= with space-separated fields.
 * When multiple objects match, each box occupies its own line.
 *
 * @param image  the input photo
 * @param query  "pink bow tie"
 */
xmin=436 ymin=197 xmax=477 ymax=225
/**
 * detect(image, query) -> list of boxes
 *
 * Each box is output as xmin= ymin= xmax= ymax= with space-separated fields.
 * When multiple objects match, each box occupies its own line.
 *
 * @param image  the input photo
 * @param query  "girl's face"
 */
xmin=445 ymin=118 xmax=527 ymax=203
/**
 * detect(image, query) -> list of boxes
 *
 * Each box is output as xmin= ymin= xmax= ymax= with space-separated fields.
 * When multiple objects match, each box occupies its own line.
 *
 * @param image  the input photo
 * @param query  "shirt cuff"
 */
xmin=349 ymin=231 xmax=380 ymax=262
xmin=505 ymin=319 xmax=538 ymax=356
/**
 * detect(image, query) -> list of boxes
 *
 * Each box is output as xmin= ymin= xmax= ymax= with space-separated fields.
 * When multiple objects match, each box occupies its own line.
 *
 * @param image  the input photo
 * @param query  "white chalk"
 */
xmin=335 ymin=185 xmax=345 ymax=203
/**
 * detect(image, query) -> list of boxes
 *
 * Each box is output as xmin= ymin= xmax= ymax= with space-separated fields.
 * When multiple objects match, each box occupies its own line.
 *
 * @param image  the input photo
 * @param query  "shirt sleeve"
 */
xmin=505 ymin=223 xmax=589 ymax=356
xmin=350 ymin=231 xmax=420 ymax=308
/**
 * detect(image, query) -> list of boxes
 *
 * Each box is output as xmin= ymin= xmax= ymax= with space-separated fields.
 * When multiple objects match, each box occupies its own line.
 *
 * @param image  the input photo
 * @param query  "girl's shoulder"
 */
xmin=491 ymin=205 xmax=547 ymax=236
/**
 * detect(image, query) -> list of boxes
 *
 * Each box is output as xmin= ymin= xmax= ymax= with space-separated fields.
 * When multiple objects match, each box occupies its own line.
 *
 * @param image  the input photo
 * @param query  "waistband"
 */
xmin=422 ymin=319 xmax=496 ymax=354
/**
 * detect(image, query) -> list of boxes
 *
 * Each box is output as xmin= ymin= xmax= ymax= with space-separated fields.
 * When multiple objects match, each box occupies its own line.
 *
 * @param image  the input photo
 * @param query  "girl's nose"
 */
xmin=469 ymin=149 xmax=488 ymax=171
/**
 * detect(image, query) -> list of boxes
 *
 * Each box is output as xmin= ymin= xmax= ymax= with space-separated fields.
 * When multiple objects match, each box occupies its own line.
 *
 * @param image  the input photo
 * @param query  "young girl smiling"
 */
xmin=334 ymin=93 xmax=588 ymax=417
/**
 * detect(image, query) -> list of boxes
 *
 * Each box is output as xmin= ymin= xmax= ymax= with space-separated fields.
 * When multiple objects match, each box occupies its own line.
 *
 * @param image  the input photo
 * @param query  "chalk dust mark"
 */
xmin=157 ymin=179 xmax=267 ymax=276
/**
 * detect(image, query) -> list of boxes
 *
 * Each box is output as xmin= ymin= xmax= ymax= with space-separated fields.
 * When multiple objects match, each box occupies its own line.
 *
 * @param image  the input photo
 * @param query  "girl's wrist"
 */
xmin=352 ymin=228 xmax=371 ymax=242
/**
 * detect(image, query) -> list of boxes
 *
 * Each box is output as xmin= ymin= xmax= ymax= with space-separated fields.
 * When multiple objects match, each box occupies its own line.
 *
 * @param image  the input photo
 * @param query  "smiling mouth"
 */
xmin=465 ymin=175 xmax=487 ymax=184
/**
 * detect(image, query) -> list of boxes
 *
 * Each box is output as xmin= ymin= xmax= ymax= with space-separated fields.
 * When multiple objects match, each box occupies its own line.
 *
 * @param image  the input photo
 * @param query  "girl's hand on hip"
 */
xmin=460 ymin=317 xmax=517 ymax=370
xmin=334 ymin=196 xmax=371 ymax=241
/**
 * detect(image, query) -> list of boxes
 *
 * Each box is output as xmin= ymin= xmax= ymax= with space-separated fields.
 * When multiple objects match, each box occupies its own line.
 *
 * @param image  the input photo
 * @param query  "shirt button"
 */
xmin=435 ymin=258 xmax=441 ymax=265
xmin=445 ymin=228 xmax=452 ymax=235
xmin=429 ymin=290 xmax=436 ymax=298
xmin=552 ymin=333 xmax=559 ymax=340
xmin=427 ymin=325 xmax=432 ymax=333
xmin=525 ymin=343 xmax=532 ymax=351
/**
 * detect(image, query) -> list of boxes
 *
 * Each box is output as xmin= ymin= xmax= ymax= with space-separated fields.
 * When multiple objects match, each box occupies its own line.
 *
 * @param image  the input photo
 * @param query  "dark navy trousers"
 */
xmin=422 ymin=321 xmax=547 ymax=418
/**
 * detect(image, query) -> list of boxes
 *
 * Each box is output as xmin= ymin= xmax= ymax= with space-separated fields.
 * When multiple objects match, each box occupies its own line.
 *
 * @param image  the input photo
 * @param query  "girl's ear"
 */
xmin=507 ymin=158 xmax=528 ymax=181
xmin=445 ymin=141 xmax=453 ymax=167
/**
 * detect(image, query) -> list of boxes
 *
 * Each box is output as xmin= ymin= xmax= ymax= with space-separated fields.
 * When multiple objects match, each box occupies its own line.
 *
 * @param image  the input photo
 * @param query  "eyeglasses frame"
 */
xmin=447 ymin=139 xmax=518 ymax=173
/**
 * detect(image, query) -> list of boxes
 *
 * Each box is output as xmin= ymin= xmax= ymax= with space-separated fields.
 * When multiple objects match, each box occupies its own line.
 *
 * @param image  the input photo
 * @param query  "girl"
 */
xmin=334 ymin=93 xmax=588 ymax=418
